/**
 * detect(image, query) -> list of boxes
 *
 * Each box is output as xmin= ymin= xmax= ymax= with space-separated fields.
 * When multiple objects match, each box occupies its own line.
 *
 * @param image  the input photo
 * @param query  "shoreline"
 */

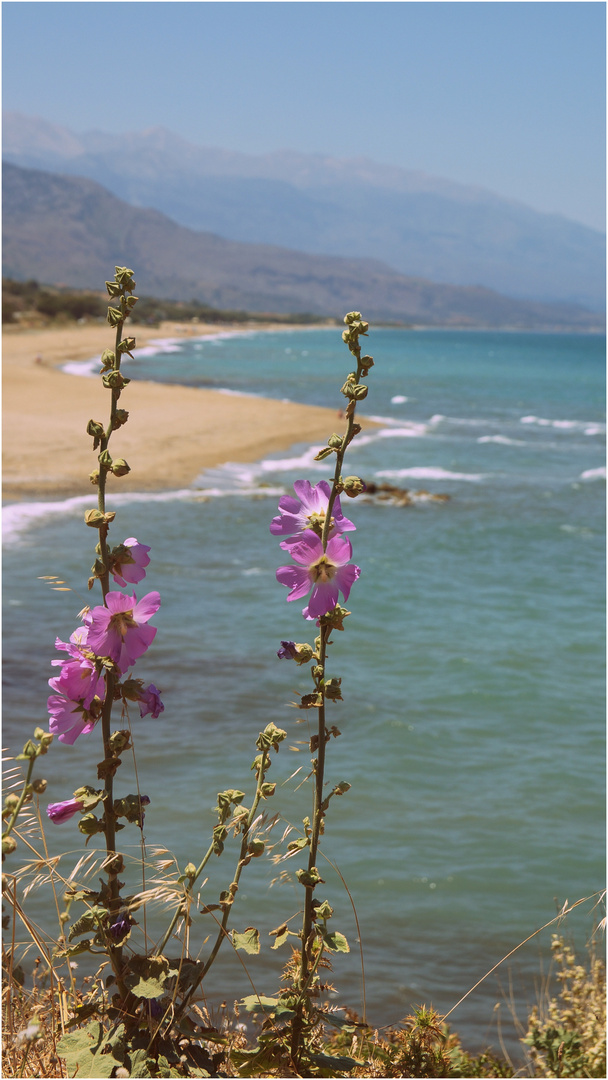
xmin=3 ymin=321 xmax=371 ymax=501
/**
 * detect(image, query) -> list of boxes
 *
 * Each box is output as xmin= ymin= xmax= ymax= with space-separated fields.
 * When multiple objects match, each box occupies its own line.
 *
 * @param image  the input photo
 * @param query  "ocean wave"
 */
xmin=61 ymin=330 xmax=254 ymax=377
xmin=3 ymin=485 xmax=285 ymax=545
xmin=375 ymin=467 xmax=485 ymax=482
xmin=520 ymin=415 xmax=606 ymax=434
xmin=477 ymin=435 xmax=526 ymax=446
xmin=579 ymin=466 xmax=606 ymax=481
xmin=390 ymin=395 xmax=409 ymax=404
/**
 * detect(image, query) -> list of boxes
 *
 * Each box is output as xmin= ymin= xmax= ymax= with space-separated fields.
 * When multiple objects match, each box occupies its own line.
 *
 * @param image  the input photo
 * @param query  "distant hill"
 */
xmin=3 ymin=111 xmax=605 ymax=312
xmin=2 ymin=163 xmax=602 ymax=331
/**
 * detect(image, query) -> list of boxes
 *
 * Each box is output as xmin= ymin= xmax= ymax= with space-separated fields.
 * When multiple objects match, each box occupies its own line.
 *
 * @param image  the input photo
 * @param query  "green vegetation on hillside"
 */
xmin=2 ymin=277 xmax=330 ymax=327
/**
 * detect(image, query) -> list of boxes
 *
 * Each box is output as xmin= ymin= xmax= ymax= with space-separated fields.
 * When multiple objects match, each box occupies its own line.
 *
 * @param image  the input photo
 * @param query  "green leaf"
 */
xmin=240 ymin=994 xmax=295 ymax=1019
xmin=123 ymin=955 xmax=170 ymax=999
xmin=322 ymin=930 xmax=350 ymax=953
xmin=126 ymin=1048 xmax=154 ymax=1077
xmin=232 ymin=926 xmax=260 ymax=954
xmin=270 ymin=927 xmax=292 ymax=949
xmin=56 ymin=1023 xmax=124 ymax=1079
xmin=310 ymin=1051 xmax=361 ymax=1073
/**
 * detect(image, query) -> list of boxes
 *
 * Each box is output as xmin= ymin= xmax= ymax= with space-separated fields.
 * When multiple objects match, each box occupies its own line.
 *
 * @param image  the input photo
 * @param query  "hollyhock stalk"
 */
xmin=90 ymin=267 xmax=139 ymax=975
xmin=290 ymin=313 xmax=373 ymax=1065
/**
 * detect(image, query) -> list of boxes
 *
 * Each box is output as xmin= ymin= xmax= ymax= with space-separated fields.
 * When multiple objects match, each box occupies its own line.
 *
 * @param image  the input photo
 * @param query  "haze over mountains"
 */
xmin=4 ymin=161 xmax=603 ymax=332
xmin=4 ymin=111 xmax=605 ymax=316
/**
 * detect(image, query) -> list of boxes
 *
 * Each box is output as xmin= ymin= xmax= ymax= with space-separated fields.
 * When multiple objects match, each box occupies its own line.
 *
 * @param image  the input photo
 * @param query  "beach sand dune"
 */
xmin=3 ymin=322 xmax=360 ymax=499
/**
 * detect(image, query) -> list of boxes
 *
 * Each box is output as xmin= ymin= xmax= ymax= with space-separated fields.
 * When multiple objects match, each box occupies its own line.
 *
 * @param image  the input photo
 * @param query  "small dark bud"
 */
xmin=31 ymin=778 xmax=47 ymax=794
xmin=89 ymin=470 xmax=100 ymax=486
xmin=2 ymin=836 xmax=17 ymax=856
xmin=111 ymin=458 xmax=130 ymax=477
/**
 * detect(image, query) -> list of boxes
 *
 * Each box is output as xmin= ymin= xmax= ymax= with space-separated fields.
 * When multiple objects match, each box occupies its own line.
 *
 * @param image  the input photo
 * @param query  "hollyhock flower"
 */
xmin=137 ymin=684 xmax=164 ymax=719
xmin=48 ymin=691 xmax=103 ymax=745
xmin=270 ymin=480 xmax=355 ymax=541
xmin=49 ymin=656 xmax=103 ymax=710
xmin=46 ymin=797 xmax=85 ymax=824
xmin=53 ymin=625 xmax=91 ymax=659
xmin=111 ymin=537 xmax=151 ymax=587
xmin=276 ymin=532 xmax=360 ymax=618
xmin=86 ymin=591 xmax=160 ymax=672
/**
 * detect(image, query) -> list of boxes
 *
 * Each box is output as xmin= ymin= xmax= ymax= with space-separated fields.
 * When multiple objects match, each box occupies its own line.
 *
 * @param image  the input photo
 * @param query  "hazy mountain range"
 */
xmin=4 ymin=161 xmax=603 ymax=331
xmin=3 ymin=111 xmax=605 ymax=314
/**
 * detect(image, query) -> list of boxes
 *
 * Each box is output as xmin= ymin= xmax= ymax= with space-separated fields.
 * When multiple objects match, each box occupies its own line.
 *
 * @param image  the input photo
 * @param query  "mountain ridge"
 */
xmin=3 ymin=111 xmax=604 ymax=313
xmin=2 ymin=162 xmax=602 ymax=331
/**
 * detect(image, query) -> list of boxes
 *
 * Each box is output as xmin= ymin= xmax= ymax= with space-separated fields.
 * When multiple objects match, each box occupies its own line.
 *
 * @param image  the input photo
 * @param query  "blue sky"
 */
xmin=2 ymin=1 xmax=605 ymax=230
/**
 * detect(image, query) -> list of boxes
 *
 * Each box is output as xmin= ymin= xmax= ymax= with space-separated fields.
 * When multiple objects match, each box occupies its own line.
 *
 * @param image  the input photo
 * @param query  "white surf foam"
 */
xmin=477 ymin=435 xmax=526 ymax=446
xmin=375 ymin=467 xmax=485 ymax=482
xmin=391 ymin=395 xmax=408 ymax=404
xmin=579 ymin=466 xmax=606 ymax=481
xmin=3 ymin=485 xmax=285 ymax=545
xmin=520 ymin=415 xmax=606 ymax=433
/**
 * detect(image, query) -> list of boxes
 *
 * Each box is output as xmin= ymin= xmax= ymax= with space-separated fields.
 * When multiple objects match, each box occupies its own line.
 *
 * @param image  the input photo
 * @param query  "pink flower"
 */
xmin=276 ymin=532 xmax=360 ymax=618
xmin=48 ymin=693 xmax=102 ymax=744
xmin=111 ymin=537 xmax=151 ymax=587
xmin=86 ymin=591 xmax=160 ymax=672
xmin=270 ymin=480 xmax=355 ymax=541
xmin=49 ymin=657 xmax=103 ymax=709
xmin=46 ymin=797 xmax=84 ymax=824
xmin=137 ymin=683 xmax=164 ymax=719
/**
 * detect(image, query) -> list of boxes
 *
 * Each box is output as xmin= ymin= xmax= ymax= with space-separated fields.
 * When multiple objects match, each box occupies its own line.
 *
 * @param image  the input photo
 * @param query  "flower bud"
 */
xmin=2 ymin=836 xmax=17 ymax=855
xmin=344 ymin=312 xmax=362 ymax=324
xmin=4 ymin=794 xmax=19 ymax=810
xmin=100 ymin=349 xmax=115 ymax=372
xmin=117 ymin=337 xmax=136 ymax=354
xmin=102 ymin=370 xmax=130 ymax=391
xmin=111 ymin=409 xmax=129 ymax=429
xmin=323 ymin=677 xmax=343 ymax=701
xmin=31 ymin=779 xmax=47 ymax=794
xmin=98 ymin=450 xmax=113 ymax=469
xmin=108 ymin=730 xmax=132 ymax=753
xmin=183 ymin=862 xmax=196 ymax=878
xmin=353 ymin=383 xmax=368 ymax=400
xmin=111 ymin=458 xmax=131 ymax=477
xmin=107 ymin=307 xmax=123 ymax=327
xmin=89 ymin=470 xmax=100 ymax=486
xmin=296 ymin=866 xmax=323 ymax=889
xmin=327 ymin=433 xmax=343 ymax=449
xmin=360 ymin=355 xmax=374 ymax=374
xmin=77 ymin=813 xmax=104 ymax=836
xmin=342 ymin=475 xmax=366 ymax=498
xmin=87 ymin=419 xmax=105 ymax=439
xmin=84 ymin=508 xmax=115 ymax=528
xmin=106 ymin=281 xmax=122 ymax=298
xmin=247 ymin=840 xmax=265 ymax=857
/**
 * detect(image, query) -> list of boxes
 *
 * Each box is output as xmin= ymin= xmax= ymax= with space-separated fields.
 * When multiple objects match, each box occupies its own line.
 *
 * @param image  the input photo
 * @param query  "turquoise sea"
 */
xmin=3 ymin=328 xmax=605 ymax=1059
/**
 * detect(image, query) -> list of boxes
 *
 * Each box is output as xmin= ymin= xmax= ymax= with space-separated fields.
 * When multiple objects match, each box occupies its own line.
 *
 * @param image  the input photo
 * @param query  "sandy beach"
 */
xmin=3 ymin=321 xmax=362 ymax=500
